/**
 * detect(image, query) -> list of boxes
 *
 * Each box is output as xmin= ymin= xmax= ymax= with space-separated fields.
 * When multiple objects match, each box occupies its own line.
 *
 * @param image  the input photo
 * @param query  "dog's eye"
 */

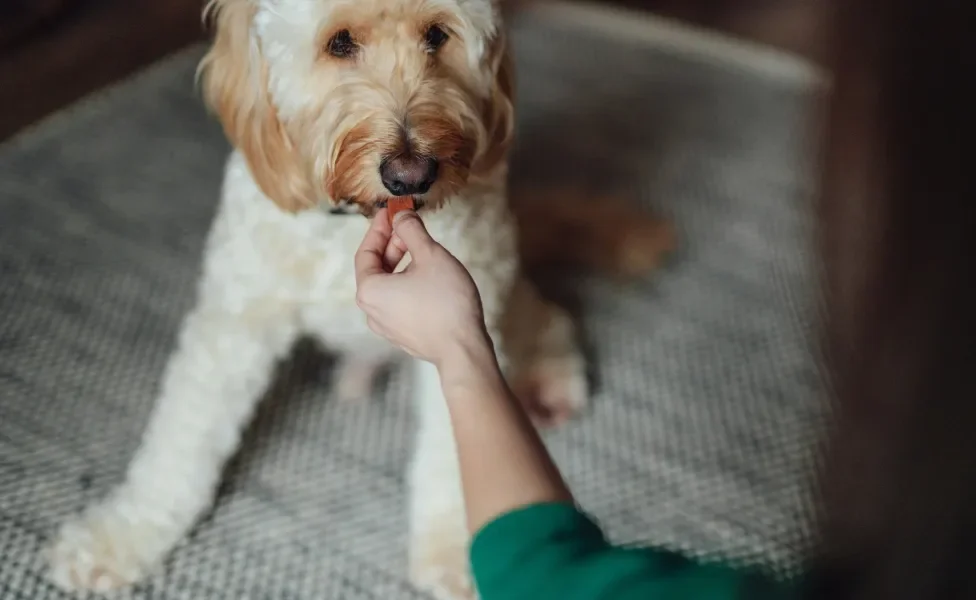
xmin=327 ymin=29 xmax=357 ymax=58
xmin=424 ymin=24 xmax=448 ymax=53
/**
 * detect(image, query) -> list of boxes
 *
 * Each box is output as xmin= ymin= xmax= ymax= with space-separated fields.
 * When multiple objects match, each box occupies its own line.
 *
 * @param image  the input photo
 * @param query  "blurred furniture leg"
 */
xmin=811 ymin=0 xmax=976 ymax=598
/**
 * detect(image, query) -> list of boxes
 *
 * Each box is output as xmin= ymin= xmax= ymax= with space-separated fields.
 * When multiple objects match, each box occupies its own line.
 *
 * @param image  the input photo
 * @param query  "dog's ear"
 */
xmin=198 ymin=0 xmax=315 ymax=212
xmin=475 ymin=32 xmax=516 ymax=175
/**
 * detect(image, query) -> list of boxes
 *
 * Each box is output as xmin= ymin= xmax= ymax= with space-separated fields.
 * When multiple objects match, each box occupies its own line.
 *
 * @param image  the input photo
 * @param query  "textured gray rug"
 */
xmin=0 ymin=3 xmax=825 ymax=598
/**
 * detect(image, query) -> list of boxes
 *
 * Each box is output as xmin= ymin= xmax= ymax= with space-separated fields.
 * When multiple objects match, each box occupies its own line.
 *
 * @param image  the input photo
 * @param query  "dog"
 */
xmin=46 ymin=0 xmax=677 ymax=596
xmin=44 ymin=1 xmax=594 ymax=598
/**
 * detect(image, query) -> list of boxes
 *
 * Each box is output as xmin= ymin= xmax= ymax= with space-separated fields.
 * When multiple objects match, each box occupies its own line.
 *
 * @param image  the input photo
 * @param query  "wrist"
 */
xmin=436 ymin=330 xmax=504 ymax=395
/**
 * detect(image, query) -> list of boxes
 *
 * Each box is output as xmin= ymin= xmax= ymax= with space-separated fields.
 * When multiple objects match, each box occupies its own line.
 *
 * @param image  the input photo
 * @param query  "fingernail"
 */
xmin=392 ymin=210 xmax=416 ymax=225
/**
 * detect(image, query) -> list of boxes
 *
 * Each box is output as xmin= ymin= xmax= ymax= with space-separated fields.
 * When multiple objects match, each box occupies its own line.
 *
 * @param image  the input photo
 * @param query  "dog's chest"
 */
xmin=208 ymin=153 xmax=515 ymax=352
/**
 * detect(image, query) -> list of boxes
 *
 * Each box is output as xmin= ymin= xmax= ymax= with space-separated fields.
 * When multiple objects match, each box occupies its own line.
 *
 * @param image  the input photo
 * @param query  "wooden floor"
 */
xmin=0 ymin=0 xmax=826 ymax=142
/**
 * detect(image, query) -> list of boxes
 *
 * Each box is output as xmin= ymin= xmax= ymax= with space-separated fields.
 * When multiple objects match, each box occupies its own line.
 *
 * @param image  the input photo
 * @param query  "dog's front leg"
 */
xmin=408 ymin=358 xmax=476 ymax=600
xmin=47 ymin=298 xmax=299 ymax=592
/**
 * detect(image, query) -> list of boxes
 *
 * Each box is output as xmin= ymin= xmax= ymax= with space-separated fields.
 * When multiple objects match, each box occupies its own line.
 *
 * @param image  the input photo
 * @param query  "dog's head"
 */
xmin=199 ymin=0 xmax=514 ymax=215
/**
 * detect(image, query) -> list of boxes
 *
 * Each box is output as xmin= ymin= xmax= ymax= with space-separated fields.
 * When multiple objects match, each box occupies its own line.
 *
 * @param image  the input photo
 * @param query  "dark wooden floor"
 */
xmin=0 ymin=0 xmax=825 ymax=142
xmin=0 ymin=0 xmax=204 ymax=141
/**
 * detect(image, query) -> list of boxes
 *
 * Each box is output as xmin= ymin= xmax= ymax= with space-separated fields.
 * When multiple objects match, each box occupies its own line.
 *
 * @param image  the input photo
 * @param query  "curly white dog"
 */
xmin=46 ymin=1 xmax=589 ymax=598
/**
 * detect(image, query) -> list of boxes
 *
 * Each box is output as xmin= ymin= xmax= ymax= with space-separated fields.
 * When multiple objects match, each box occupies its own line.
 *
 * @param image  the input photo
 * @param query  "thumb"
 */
xmin=392 ymin=211 xmax=436 ymax=256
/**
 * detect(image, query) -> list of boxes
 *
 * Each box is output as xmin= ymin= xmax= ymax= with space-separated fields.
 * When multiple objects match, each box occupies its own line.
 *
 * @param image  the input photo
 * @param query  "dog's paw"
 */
xmin=410 ymin=535 xmax=475 ymax=600
xmin=514 ymin=355 xmax=589 ymax=428
xmin=47 ymin=502 xmax=172 ymax=592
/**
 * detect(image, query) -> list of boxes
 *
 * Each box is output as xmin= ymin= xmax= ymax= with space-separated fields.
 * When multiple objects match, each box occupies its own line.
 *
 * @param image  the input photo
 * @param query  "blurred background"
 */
xmin=0 ymin=0 xmax=825 ymax=141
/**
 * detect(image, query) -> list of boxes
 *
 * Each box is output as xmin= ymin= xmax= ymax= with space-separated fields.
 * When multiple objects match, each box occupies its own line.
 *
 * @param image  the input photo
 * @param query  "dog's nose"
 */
xmin=380 ymin=154 xmax=439 ymax=196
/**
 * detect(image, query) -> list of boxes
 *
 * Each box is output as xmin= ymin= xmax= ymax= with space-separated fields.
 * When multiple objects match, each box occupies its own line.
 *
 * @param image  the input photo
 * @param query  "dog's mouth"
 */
xmin=329 ymin=196 xmax=427 ymax=217
xmin=374 ymin=197 xmax=426 ymax=211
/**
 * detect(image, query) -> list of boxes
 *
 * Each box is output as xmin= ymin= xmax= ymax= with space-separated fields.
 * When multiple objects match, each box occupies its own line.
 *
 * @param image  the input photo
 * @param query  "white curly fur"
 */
xmin=47 ymin=1 xmax=588 ymax=598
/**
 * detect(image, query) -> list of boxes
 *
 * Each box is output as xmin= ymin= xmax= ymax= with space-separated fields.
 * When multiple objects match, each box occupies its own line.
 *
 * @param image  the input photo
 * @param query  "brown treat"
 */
xmin=387 ymin=196 xmax=416 ymax=227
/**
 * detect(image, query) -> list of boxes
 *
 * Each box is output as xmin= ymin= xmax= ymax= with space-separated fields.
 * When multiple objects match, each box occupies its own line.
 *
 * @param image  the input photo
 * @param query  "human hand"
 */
xmin=354 ymin=208 xmax=492 ymax=369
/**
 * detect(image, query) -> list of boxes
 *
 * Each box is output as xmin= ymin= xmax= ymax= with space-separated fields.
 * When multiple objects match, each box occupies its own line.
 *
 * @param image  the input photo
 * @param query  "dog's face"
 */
xmin=200 ymin=0 xmax=514 ymax=215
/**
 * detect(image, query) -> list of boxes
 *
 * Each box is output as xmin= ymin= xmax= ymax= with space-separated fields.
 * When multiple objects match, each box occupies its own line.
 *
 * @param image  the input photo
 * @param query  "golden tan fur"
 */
xmin=199 ymin=0 xmax=671 ymax=276
xmin=199 ymin=0 xmax=316 ymax=213
xmin=197 ymin=0 xmax=514 ymax=215
xmin=474 ymin=35 xmax=516 ymax=175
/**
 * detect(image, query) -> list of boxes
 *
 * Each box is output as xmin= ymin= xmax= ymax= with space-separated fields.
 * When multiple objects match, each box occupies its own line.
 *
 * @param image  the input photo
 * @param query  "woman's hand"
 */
xmin=354 ymin=208 xmax=491 ymax=369
xmin=356 ymin=208 xmax=574 ymax=536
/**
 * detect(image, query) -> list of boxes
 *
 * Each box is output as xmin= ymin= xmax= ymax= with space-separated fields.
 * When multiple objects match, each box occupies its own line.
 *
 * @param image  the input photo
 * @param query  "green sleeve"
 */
xmin=469 ymin=502 xmax=796 ymax=600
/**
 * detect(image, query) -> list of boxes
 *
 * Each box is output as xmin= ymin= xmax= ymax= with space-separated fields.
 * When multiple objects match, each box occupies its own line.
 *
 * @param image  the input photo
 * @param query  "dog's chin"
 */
xmin=342 ymin=196 xmax=432 ymax=219
xmin=329 ymin=187 xmax=452 ymax=218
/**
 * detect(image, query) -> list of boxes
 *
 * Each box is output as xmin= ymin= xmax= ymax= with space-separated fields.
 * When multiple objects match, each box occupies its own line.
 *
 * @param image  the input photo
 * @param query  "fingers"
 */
xmin=354 ymin=209 xmax=393 ymax=286
xmin=383 ymin=233 xmax=408 ymax=271
xmin=371 ymin=207 xmax=395 ymax=237
xmin=390 ymin=232 xmax=408 ymax=254
xmin=391 ymin=211 xmax=436 ymax=257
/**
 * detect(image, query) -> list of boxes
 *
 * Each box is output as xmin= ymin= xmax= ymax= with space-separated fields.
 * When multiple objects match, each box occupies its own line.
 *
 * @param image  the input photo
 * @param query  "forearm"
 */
xmin=437 ymin=338 xmax=574 ymax=534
